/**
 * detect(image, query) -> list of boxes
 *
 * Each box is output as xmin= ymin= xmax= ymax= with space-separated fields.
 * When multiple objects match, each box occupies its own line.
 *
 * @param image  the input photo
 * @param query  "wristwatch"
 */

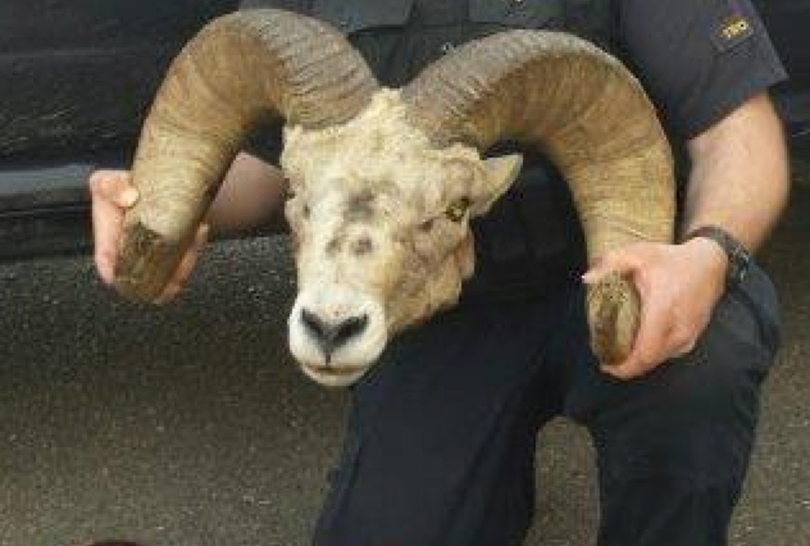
xmin=685 ymin=225 xmax=752 ymax=287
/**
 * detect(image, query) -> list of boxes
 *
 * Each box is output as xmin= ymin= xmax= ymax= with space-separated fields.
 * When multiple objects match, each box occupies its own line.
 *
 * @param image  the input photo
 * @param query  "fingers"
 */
xmin=585 ymin=244 xmax=670 ymax=379
xmin=602 ymin=330 xmax=698 ymax=380
xmin=89 ymin=171 xmax=138 ymax=285
xmin=588 ymin=242 xmax=724 ymax=381
xmin=600 ymin=298 xmax=702 ymax=380
xmin=89 ymin=169 xmax=208 ymax=304
xmin=582 ymin=246 xmax=646 ymax=285
xmin=89 ymin=170 xmax=139 ymax=208
xmin=592 ymin=245 xmax=669 ymax=379
xmin=672 ymin=337 xmax=697 ymax=358
xmin=153 ymin=223 xmax=210 ymax=305
xmin=601 ymin=294 xmax=673 ymax=379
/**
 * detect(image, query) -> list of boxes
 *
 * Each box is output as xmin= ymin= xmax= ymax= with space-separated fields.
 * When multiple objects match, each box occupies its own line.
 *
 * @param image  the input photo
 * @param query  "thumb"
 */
xmin=113 ymin=186 xmax=140 ymax=209
xmin=582 ymin=249 xmax=641 ymax=285
xmin=91 ymin=172 xmax=139 ymax=208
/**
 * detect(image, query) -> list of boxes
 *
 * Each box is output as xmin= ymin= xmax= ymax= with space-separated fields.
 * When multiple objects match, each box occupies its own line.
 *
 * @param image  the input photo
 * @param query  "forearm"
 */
xmin=682 ymin=94 xmax=789 ymax=252
xmin=206 ymin=152 xmax=289 ymax=235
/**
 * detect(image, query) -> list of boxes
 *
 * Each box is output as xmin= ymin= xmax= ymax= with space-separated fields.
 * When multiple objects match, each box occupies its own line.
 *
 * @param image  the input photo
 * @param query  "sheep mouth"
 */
xmin=299 ymin=362 xmax=370 ymax=387
xmin=301 ymin=363 xmax=369 ymax=377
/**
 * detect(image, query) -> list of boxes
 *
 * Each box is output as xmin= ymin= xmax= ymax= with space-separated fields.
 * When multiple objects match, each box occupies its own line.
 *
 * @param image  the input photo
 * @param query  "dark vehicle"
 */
xmin=754 ymin=0 xmax=810 ymax=134
xmin=0 ymin=0 xmax=807 ymax=261
xmin=0 ymin=0 xmax=239 ymax=260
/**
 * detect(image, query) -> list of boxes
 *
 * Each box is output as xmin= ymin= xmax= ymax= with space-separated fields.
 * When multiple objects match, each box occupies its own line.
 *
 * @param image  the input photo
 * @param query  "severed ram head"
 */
xmin=112 ymin=10 xmax=674 ymax=386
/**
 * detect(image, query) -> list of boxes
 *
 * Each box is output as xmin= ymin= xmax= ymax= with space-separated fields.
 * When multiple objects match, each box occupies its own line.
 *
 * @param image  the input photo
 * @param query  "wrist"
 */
xmin=680 ymin=238 xmax=729 ymax=300
xmin=682 ymin=236 xmax=728 ymax=279
xmin=683 ymin=225 xmax=752 ymax=287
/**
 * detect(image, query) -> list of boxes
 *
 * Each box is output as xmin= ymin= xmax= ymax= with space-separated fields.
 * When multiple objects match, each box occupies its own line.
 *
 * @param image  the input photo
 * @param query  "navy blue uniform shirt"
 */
xmin=242 ymin=0 xmax=787 ymax=298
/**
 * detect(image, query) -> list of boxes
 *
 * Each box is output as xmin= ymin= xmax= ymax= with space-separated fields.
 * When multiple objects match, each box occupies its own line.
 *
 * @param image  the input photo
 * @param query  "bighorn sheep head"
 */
xmin=280 ymin=91 xmax=521 ymax=384
xmin=114 ymin=10 xmax=675 ymax=387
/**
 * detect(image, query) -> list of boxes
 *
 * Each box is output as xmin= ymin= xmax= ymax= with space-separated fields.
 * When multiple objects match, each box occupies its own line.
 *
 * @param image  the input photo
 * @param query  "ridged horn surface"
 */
xmin=114 ymin=9 xmax=378 ymax=301
xmin=403 ymin=30 xmax=675 ymax=365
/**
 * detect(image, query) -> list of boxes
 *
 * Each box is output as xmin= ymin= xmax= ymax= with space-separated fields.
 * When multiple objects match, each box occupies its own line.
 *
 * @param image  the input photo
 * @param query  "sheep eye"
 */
xmin=445 ymin=198 xmax=471 ymax=223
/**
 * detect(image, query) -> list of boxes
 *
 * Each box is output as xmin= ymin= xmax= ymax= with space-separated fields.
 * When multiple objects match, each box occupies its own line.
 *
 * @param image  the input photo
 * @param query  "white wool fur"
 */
xmin=282 ymin=89 xmax=483 ymax=212
xmin=279 ymin=89 xmax=514 ymax=386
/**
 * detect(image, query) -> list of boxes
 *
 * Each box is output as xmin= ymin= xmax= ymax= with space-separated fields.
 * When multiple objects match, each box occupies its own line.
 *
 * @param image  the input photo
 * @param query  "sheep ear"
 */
xmin=470 ymin=154 xmax=523 ymax=215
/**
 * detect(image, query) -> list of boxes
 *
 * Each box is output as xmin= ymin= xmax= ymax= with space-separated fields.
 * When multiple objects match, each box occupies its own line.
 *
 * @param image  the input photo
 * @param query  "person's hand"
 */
xmin=88 ymin=169 xmax=209 ymax=303
xmin=582 ymin=238 xmax=728 ymax=379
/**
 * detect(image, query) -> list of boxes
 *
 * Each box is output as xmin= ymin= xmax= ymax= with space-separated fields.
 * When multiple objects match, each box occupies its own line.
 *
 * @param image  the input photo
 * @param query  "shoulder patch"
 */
xmin=711 ymin=11 xmax=755 ymax=52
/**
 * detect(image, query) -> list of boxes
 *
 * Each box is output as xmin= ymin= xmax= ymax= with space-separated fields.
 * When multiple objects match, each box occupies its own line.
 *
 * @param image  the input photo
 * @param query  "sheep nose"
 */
xmin=300 ymin=308 xmax=369 ymax=358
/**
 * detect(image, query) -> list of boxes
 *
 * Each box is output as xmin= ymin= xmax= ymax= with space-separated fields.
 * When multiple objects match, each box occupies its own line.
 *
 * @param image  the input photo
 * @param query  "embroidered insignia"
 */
xmin=712 ymin=13 xmax=755 ymax=52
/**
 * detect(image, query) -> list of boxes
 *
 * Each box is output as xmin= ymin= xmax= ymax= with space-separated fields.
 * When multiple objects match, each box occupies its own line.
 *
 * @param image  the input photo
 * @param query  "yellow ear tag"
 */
xmin=446 ymin=198 xmax=471 ymax=222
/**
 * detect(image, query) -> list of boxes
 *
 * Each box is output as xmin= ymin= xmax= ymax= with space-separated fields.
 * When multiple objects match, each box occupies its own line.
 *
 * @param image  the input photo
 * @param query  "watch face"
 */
xmin=730 ymin=260 xmax=744 ymax=283
xmin=729 ymin=245 xmax=751 ymax=285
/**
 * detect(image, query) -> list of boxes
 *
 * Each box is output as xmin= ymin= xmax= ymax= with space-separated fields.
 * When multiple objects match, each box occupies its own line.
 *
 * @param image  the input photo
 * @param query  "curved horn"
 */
xmin=114 ymin=9 xmax=378 ymax=301
xmin=402 ymin=31 xmax=675 ymax=365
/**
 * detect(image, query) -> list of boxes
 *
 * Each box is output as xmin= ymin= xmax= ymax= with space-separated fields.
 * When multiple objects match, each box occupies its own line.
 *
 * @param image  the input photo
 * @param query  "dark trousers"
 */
xmin=313 ymin=264 xmax=781 ymax=546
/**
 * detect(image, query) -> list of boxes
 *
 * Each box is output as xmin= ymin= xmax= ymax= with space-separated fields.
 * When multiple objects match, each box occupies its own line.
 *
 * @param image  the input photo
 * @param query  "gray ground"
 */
xmin=0 ymin=163 xmax=808 ymax=546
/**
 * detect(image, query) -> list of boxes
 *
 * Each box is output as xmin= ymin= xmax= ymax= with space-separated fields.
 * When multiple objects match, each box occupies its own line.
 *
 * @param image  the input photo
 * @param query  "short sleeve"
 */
xmin=617 ymin=0 xmax=788 ymax=139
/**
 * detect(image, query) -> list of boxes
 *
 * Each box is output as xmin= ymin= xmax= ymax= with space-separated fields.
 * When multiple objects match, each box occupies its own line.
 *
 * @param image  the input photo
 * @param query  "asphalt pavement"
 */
xmin=0 ymin=165 xmax=808 ymax=546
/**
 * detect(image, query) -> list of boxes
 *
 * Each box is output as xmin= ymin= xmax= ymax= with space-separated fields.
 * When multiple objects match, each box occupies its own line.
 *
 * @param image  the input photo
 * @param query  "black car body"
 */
xmin=0 ymin=0 xmax=238 ymax=260
xmin=755 ymin=0 xmax=810 ymax=130
xmin=0 ymin=0 xmax=807 ymax=261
